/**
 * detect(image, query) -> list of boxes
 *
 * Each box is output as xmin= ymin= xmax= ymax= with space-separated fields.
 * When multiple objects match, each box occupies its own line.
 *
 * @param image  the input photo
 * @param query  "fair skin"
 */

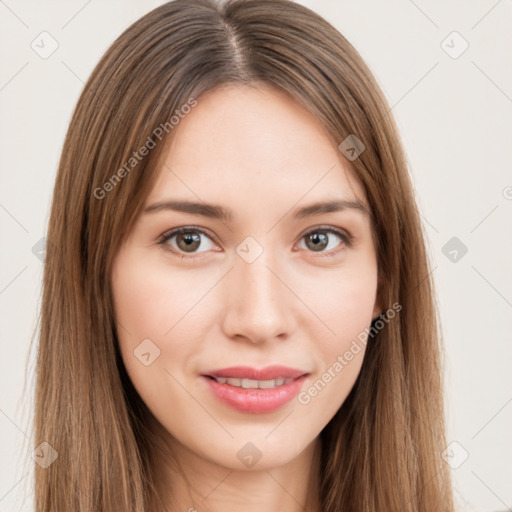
xmin=111 ymin=84 xmax=381 ymax=512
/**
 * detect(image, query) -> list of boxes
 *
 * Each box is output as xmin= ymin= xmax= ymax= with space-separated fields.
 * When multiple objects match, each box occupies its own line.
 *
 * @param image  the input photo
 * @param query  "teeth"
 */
xmin=259 ymin=378 xmax=282 ymax=388
xmin=241 ymin=378 xmax=259 ymax=389
xmin=212 ymin=377 xmax=294 ymax=389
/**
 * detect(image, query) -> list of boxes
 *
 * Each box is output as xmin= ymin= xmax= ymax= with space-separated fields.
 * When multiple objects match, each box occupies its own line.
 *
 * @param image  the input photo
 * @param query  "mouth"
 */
xmin=201 ymin=371 xmax=310 ymax=414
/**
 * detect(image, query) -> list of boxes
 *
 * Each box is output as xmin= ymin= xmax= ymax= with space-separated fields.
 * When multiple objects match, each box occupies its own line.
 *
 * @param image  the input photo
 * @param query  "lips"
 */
xmin=201 ymin=365 xmax=310 ymax=413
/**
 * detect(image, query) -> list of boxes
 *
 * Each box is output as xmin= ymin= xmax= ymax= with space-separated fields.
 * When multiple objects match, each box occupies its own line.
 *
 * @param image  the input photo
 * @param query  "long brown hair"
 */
xmin=27 ymin=0 xmax=454 ymax=510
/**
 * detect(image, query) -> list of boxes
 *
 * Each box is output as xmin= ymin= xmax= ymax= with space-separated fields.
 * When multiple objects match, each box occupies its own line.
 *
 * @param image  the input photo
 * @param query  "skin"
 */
xmin=111 ymin=83 xmax=381 ymax=512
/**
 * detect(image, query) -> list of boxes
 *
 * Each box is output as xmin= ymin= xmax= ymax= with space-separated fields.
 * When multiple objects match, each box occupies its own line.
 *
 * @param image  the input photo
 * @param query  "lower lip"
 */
xmin=202 ymin=375 xmax=308 ymax=414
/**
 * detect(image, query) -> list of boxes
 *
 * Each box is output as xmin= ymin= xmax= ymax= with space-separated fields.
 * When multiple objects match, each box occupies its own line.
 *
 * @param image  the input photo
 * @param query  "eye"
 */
xmin=296 ymin=227 xmax=352 ymax=256
xmin=157 ymin=227 xmax=218 ymax=258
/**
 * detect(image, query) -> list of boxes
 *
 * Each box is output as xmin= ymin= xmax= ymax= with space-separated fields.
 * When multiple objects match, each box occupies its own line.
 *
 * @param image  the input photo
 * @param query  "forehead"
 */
xmin=146 ymin=84 xmax=367 ymax=214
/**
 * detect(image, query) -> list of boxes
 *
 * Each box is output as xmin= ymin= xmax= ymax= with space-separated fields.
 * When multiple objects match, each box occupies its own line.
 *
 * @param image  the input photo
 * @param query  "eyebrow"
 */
xmin=143 ymin=198 xmax=370 ymax=221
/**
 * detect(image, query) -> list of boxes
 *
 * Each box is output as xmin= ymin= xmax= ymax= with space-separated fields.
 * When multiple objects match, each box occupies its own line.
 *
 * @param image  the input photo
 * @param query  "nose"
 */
xmin=220 ymin=250 xmax=296 ymax=344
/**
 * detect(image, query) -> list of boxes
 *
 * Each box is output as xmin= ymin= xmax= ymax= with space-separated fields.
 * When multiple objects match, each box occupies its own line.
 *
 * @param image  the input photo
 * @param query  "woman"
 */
xmin=32 ymin=0 xmax=454 ymax=510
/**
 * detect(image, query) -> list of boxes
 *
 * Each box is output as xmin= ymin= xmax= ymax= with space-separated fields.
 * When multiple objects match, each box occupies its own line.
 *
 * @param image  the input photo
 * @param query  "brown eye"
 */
xmin=158 ymin=227 xmax=216 ymax=257
xmin=298 ymin=228 xmax=352 ymax=255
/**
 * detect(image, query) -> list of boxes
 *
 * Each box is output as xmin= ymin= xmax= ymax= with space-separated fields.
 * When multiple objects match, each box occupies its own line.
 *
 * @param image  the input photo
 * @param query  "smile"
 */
xmin=208 ymin=376 xmax=295 ymax=389
xmin=202 ymin=374 xmax=309 ymax=414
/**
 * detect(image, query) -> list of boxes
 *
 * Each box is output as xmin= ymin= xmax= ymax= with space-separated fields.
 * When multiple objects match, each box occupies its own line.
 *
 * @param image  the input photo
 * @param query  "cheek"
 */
xmin=325 ymin=272 xmax=377 ymax=344
xmin=111 ymin=250 xmax=212 ymax=424
xmin=111 ymin=248 xmax=209 ymax=345
xmin=295 ymin=258 xmax=378 ymax=417
xmin=300 ymin=250 xmax=378 ymax=343
xmin=110 ymin=250 xmax=198 ymax=382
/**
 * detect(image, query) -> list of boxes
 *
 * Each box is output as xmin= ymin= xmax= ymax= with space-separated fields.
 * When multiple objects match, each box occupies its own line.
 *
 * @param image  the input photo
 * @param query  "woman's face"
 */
xmin=111 ymin=84 xmax=380 ymax=471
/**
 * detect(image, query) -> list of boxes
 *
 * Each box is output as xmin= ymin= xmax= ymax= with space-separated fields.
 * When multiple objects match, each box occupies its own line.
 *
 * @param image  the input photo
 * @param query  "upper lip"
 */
xmin=203 ymin=365 xmax=309 ymax=380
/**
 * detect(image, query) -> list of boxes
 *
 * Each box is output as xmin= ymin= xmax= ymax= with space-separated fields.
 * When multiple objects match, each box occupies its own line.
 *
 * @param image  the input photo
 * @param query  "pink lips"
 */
xmin=202 ymin=365 xmax=309 ymax=414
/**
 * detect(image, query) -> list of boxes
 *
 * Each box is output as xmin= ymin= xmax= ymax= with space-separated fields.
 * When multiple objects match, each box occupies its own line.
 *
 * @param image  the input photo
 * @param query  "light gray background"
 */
xmin=1 ymin=1 xmax=511 ymax=511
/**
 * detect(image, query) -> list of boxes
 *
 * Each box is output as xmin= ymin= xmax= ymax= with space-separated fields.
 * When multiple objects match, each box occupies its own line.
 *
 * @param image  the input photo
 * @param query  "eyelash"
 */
xmin=156 ymin=225 xmax=353 ymax=260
